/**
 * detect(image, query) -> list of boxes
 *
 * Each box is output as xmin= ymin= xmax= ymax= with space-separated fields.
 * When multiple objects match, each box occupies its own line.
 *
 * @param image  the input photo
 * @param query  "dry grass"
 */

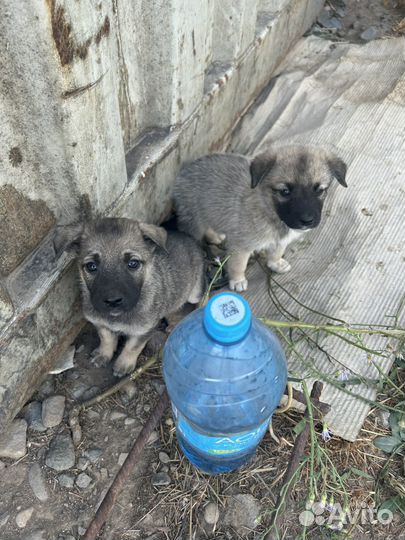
xmin=121 ymin=356 xmax=404 ymax=540
xmin=121 ymin=257 xmax=405 ymax=539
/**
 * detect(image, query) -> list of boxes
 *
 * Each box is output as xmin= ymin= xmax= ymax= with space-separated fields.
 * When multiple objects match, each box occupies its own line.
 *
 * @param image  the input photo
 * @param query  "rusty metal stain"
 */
xmin=8 ymin=147 xmax=23 ymax=167
xmin=46 ymin=0 xmax=110 ymax=66
xmin=95 ymin=15 xmax=110 ymax=45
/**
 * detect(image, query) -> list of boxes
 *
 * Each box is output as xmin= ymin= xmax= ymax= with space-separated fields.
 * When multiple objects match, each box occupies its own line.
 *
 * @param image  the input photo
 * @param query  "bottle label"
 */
xmin=210 ymin=294 xmax=246 ymax=326
xmin=172 ymin=405 xmax=270 ymax=456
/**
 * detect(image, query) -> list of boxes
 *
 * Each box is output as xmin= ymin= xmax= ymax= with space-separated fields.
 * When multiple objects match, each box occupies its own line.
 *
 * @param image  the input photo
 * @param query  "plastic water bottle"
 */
xmin=163 ymin=292 xmax=288 ymax=474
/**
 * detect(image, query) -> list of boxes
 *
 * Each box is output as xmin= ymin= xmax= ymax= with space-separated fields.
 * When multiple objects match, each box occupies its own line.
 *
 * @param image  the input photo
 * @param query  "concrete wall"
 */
xmin=0 ymin=0 xmax=323 ymax=434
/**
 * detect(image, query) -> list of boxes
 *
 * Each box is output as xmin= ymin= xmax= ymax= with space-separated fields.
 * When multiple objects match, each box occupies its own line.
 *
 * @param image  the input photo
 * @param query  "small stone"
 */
xmin=335 ymin=6 xmax=346 ymax=17
xmin=158 ymin=452 xmax=170 ymax=464
xmin=0 ymin=460 xmax=5 ymax=469
xmin=78 ymin=526 xmax=86 ymax=536
xmin=16 ymin=507 xmax=34 ymax=528
xmin=118 ymin=453 xmax=128 ymax=466
xmin=224 ymin=494 xmax=261 ymax=533
xmin=28 ymin=463 xmax=49 ymax=502
xmin=77 ymin=457 xmax=89 ymax=471
xmin=86 ymin=409 xmax=100 ymax=421
xmin=41 ymin=395 xmax=65 ymax=428
xmin=45 ymin=433 xmax=75 ymax=471
xmin=70 ymin=381 xmax=90 ymax=400
xmin=100 ymin=468 xmax=108 ymax=480
xmin=360 ymin=26 xmax=379 ymax=41
xmin=0 ymin=419 xmax=27 ymax=459
xmin=110 ymin=411 xmax=127 ymax=421
xmin=81 ymin=386 xmax=100 ymax=400
xmin=147 ymin=431 xmax=159 ymax=445
xmin=63 ymin=535 xmax=75 ymax=540
xmin=151 ymin=472 xmax=171 ymax=486
xmin=144 ymin=404 xmax=151 ymax=413
xmin=317 ymin=11 xmax=342 ymax=29
xmin=76 ymin=472 xmax=92 ymax=489
xmin=48 ymin=346 xmax=75 ymax=374
xmin=23 ymin=401 xmax=47 ymax=432
xmin=84 ymin=447 xmax=102 ymax=463
xmin=37 ymin=378 xmax=55 ymax=400
xmin=160 ymin=465 xmax=169 ymax=473
xmin=66 ymin=370 xmax=80 ymax=381
xmin=152 ymin=380 xmax=166 ymax=396
xmin=24 ymin=529 xmax=47 ymax=540
xmin=165 ymin=418 xmax=173 ymax=427
xmin=124 ymin=417 xmax=137 ymax=426
xmin=38 ymin=447 xmax=49 ymax=463
xmin=120 ymin=382 xmax=137 ymax=402
xmin=58 ymin=473 xmax=74 ymax=488
xmin=204 ymin=502 xmax=220 ymax=525
xmin=0 ymin=512 xmax=10 ymax=527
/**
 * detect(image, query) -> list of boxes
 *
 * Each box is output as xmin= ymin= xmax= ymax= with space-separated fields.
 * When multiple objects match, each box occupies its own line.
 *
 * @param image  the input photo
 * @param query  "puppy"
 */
xmin=54 ymin=218 xmax=205 ymax=377
xmin=173 ymin=145 xmax=347 ymax=291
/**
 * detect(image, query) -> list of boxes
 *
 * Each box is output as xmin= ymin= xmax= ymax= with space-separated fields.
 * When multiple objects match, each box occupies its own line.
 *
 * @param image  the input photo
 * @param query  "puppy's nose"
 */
xmin=300 ymin=214 xmax=315 ymax=227
xmin=104 ymin=297 xmax=123 ymax=308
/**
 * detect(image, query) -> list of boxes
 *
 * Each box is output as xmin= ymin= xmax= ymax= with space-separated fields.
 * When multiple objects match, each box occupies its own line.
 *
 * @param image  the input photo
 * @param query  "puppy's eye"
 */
xmin=314 ymin=184 xmax=327 ymax=194
xmin=128 ymin=259 xmax=141 ymax=270
xmin=85 ymin=261 xmax=97 ymax=273
xmin=278 ymin=187 xmax=291 ymax=197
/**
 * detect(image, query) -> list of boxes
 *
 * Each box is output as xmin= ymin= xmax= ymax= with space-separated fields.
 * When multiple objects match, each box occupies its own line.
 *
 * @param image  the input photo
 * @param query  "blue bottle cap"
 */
xmin=203 ymin=292 xmax=252 ymax=344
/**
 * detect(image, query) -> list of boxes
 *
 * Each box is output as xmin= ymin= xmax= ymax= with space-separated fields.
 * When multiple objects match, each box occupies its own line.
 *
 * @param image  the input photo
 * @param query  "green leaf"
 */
xmin=379 ymin=496 xmax=405 ymax=516
xmin=293 ymin=417 xmax=307 ymax=436
xmin=349 ymin=467 xmax=373 ymax=480
xmin=373 ymin=435 xmax=401 ymax=453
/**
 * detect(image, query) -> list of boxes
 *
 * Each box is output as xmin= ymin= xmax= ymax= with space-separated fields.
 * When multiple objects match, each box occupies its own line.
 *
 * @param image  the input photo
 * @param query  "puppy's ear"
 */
xmin=328 ymin=156 xmax=348 ymax=187
xmin=250 ymin=153 xmax=277 ymax=188
xmin=139 ymin=222 xmax=168 ymax=252
xmin=53 ymin=223 xmax=84 ymax=258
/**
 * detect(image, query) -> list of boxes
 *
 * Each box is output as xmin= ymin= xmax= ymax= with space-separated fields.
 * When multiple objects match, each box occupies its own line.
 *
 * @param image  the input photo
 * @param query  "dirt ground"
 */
xmin=1 ymin=2 xmax=405 ymax=540
xmin=311 ymin=0 xmax=405 ymax=41
xmin=1 ymin=324 xmax=404 ymax=540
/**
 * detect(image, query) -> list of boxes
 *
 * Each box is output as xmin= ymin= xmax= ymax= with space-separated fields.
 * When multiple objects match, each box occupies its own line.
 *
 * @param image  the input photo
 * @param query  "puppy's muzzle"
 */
xmin=104 ymin=296 xmax=123 ymax=309
xmin=298 ymin=212 xmax=317 ymax=229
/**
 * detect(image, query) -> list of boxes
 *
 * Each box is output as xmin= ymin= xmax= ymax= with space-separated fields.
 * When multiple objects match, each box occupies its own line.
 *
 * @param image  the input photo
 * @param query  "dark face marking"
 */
xmin=74 ymin=218 xmax=164 ymax=321
xmin=272 ymin=183 xmax=325 ymax=230
xmin=272 ymin=153 xmax=323 ymax=229
xmin=254 ymin=150 xmax=343 ymax=230
xmin=80 ymin=251 xmax=144 ymax=318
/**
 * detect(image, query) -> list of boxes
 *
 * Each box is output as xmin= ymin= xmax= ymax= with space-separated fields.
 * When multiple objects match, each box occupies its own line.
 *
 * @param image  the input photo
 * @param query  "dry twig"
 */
xmin=83 ymin=391 xmax=170 ymax=539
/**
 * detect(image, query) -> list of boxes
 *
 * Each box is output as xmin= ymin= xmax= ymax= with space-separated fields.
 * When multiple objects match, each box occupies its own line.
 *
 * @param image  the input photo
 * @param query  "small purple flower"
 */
xmin=321 ymin=423 xmax=332 ymax=442
xmin=337 ymin=368 xmax=350 ymax=381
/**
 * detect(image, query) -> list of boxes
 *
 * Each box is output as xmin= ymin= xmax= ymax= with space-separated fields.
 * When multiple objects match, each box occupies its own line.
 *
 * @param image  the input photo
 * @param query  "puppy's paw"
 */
xmin=267 ymin=258 xmax=291 ymax=274
xmin=205 ymin=228 xmax=226 ymax=245
xmin=229 ymin=278 xmax=248 ymax=292
xmin=113 ymin=354 xmax=138 ymax=378
xmin=90 ymin=348 xmax=112 ymax=368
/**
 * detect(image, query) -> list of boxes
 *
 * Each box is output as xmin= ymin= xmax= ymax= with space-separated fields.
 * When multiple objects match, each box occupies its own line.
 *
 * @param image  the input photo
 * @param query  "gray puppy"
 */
xmin=173 ymin=145 xmax=347 ymax=291
xmin=54 ymin=218 xmax=205 ymax=377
